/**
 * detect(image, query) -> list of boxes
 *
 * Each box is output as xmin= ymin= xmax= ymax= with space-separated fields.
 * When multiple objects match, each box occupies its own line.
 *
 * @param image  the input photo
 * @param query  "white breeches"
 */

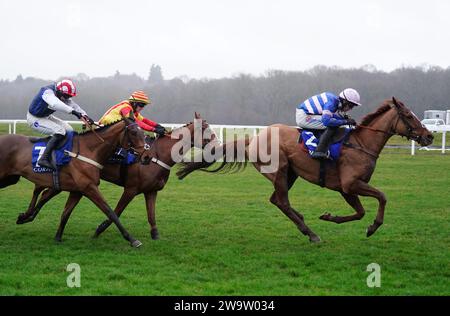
xmin=27 ymin=112 xmax=73 ymax=136
xmin=295 ymin=109 xmax=326 ymax=130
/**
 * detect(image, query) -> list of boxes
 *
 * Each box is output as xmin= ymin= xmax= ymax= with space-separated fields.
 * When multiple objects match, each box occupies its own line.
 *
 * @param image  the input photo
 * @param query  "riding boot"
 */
xmin=38 ymin=134 xmax=65 ymax=169
xmin=311 ymin=127 xmax=337 ymax=160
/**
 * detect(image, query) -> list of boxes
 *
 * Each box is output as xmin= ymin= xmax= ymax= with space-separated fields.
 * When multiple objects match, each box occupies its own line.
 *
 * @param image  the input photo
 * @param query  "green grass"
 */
xmin=0 ymin=151 xmax=448 ymax=296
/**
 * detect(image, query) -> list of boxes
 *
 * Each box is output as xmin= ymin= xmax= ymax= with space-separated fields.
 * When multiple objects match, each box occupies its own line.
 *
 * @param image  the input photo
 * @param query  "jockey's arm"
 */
xmin=66 ymin=99 xmax=87 ymax=116
xmin=136 ymin=120 xmax=156 ymax=132
xmin=322 ymin=110 xmax=348 ymax=127
xmin=41 ymin=89 xmax=74 ymax=114
xmin=141 ymin=116 xmax=158 ymax=128
xmin=136 ymin=114 xmax=158 ymax=132
xmin=119 ymin=107 xmax=156 ymax=132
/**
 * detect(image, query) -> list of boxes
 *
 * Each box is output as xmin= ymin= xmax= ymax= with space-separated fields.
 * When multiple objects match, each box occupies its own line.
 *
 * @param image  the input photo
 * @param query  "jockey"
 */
xmin=99 ymin=90 xmax=166 ymax=136
xmin=296 ymin=88 xmax=361 ymax=159
xmin=27 ymin=79 xmax=94 ymax=169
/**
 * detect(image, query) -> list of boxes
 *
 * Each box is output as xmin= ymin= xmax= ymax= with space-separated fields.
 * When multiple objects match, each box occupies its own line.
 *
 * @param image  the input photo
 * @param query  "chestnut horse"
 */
xmin=0 ymin=118 xmax=148 ymax=247
xmin=16 ymin=113 xmax=217 ymax=240
xmin=176 ymin=98 xmax=434 ymax=242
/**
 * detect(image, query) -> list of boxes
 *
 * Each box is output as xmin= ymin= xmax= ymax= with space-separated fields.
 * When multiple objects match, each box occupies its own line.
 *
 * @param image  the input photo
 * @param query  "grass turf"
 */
xmin=0 ymin=151 xmax=448 ymax=295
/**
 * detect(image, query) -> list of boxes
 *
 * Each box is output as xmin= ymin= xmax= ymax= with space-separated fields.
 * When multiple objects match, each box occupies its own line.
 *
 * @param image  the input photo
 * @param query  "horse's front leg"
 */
xmin=84 ymin=185 xmax=141 ymax=247
xmin=343 ymin=180 xmax=387 ymax=237
xmin=319 ymin=192 xmax=366 ymax=223
xmin=93 ymin=189 xmax=137 ymax=238
xmin=55 ymin=191 xmax=83 ymax=242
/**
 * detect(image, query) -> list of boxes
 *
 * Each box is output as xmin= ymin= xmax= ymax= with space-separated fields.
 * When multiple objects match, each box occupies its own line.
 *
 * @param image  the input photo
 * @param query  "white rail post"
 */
xmin=219 ymin=127 xmax=224 ymax=143
xmin=411 ymin=140 xmax=415 ymax=155
xmin=8 ymin=123 xmax=12 ymax=134
xmin=442 ymin=132 xmax=446 ymax=154
xmin=13 ymin=120 xmax=17 ymax=134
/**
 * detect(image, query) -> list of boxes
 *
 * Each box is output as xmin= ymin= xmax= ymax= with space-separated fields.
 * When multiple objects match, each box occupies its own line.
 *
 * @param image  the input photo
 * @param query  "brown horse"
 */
xmin=16 ymin=113 xmax=217 ymax=240
xmin=1 ymin=118 xmax=148 ymax=247
xmin=176 ymin=98 xmax=434 ymax=242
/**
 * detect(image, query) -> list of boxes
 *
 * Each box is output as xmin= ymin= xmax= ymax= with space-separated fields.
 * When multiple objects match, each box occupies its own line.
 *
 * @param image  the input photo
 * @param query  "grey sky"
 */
xmin=1 ymin=0 xmax=449 ymax=80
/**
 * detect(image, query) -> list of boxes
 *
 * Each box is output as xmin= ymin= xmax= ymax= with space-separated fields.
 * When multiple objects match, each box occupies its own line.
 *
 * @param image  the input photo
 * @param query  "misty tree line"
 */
xmin=1 ymin=65 xmax=449 ymax=125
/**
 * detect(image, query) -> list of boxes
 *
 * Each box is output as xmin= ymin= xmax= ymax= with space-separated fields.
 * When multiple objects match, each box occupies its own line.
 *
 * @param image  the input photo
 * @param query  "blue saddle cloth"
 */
xmin=31 ymin=131 xmax=76 ymax=173
xmin=107 ymin=148 xmax=138 ymax=165
xmin=301 ymin=129 xmax=351 ymax=161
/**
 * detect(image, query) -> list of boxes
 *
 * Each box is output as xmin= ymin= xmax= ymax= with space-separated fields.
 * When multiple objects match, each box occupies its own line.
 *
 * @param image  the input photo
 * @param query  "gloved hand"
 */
xmin=82 ymin=114 xmax=95 ymax=125
xmin=71 ymin=110 xmax=83 ymax=119
xmin=346 ymin=118 xmax=357 ymax=126
xmin=154 ymin=124 xmax=166 ymax=136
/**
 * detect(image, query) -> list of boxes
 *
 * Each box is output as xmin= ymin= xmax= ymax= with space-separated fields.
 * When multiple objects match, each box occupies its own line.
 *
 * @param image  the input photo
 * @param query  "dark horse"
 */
xmin=1 ymin=118 xmax=148 ymax=247
xmin=16 ymin=113 xmax=217 ymax=240
xmin=176 ymin=98 xmax=434 ymax=242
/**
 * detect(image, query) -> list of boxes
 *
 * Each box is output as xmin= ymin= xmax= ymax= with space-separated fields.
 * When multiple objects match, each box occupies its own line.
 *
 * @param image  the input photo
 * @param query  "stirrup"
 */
xmin=38 ymin=157 xmax=54 ymax=169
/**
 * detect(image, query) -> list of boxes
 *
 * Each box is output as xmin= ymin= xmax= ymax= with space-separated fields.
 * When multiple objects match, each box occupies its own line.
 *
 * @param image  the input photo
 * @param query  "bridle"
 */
xmin=119 ymin=122 xmax=151 ymax=163
xmin=142 ymin=120 xmax=217 ymax=170
xmin=357 ymin=104 xmax=419 ymax=141
xmin=346 ymin=103 xmax=421 ymax=159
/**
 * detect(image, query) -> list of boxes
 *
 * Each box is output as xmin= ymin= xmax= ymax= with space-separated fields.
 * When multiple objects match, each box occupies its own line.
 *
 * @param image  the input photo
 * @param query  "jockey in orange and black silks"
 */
xmin=295 ymin=88 xmax=362 ymax=160
xmin=99 ymin=91 xmax=166 ymax=136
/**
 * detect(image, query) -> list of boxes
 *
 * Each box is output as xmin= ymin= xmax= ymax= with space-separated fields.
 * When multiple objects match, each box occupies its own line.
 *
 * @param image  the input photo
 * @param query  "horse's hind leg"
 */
xmin=319 ymin=192 xmax=366 ymax=224
xmin=269 ymin=167 xmax=321 ymax=243
xmin=17 ymin=186 xmax=45 ymax=224
xmin=145 ymin=191 xmax=159 ymax=240
xmin=17 ymin=187 xmax=60 ymax=224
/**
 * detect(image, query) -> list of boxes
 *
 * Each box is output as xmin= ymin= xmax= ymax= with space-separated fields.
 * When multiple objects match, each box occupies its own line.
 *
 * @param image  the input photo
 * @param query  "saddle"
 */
xmin=297 ymin=128 xmax=351 ymax=161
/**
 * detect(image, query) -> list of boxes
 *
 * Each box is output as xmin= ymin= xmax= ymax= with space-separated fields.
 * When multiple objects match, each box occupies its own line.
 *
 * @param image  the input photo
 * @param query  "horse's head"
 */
xmin=122 ymin=117 xmax=148 ymax=155
xmin=173 ymin=112 xmax=217 ymax=149
xmin=391 ymin=97 xmax=434 ymax=146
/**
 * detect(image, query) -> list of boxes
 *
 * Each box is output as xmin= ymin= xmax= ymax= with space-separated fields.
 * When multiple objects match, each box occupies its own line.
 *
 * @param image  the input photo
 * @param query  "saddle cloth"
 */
xmin=31 ymin=131 xmax=76 ymax=173
xmin=298 ymin=128 xmax=351 ymax=161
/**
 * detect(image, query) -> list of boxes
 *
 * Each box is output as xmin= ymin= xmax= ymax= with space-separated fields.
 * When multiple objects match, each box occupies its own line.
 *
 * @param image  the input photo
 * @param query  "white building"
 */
xmin=423 ymin=110 xmax=450 ymax=124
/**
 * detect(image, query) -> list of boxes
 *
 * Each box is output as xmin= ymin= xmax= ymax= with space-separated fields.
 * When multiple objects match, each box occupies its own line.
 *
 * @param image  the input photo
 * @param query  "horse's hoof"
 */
xmin=366 ymin=226 xmax=376 ymax=237
xmin=131 ymin=240 xmax=142 ymax=248
xmin=151 ymin=229 xmax=160 ymax=240
xmin=319 ymin=213 xmax=332 ymax=221
xmin=367 ymin=223 xmax=382 ymax=237
xmin=55 ymin=237 xmax=62 ymax=243
xmin=16 ymin=213 xmax=31 ymax=225
xmin=16 ymin=214 xmax=25 ymax=225
xmin=92 ymin=229 xmax=102 ymax=239
xmin=309 ymin=235 xmax=321 ymax=243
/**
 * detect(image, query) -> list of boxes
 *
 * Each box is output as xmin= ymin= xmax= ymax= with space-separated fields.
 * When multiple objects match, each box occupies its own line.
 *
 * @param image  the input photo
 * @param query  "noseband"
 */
xmin=121 ymin=123 xmax=151 ymax=163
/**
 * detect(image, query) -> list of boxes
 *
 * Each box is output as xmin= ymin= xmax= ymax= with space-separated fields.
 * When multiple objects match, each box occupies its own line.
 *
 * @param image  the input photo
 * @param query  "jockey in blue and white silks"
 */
xmin=296 ymin=88 xmax=361 ymax=159
xmin=27 ymin=79 xmax=94 ymax=169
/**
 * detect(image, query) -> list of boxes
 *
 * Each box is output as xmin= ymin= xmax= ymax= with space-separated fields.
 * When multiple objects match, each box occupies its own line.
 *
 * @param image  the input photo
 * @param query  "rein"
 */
xmin=82 ymin=117 xmax=106 ymax=143
xmin=344 ymin=105 xmax=411 ymax=159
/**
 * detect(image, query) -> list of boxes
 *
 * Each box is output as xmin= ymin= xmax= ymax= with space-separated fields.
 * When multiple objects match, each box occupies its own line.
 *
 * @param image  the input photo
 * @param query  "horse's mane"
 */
xmin=359 ymin=100 xmax=394 ymax=126
xmin=78 ymin=119 xmax=124 ymax=136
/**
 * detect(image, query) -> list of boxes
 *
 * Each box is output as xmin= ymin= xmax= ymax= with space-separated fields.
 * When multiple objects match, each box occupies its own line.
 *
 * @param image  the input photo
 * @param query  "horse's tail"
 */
xmin=0 ymin=175 xmax=20 ymax=189
xmin=176 ymin=136 xmax=251 ymax=180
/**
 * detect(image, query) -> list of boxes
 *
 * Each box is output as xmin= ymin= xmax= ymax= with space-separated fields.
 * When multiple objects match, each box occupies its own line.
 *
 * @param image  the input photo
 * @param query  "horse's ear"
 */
xmin=194 ymin=112 xmax=201 ymax=119
xmin=392 ymin=97 xmax=399 ymax=106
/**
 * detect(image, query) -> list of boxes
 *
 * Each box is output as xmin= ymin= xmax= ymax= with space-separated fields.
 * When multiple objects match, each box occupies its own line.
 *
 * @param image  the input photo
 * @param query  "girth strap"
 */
xmin=64 ymin=150 xmax=104 ymax=169
xmin=151 ymin=157 xmax=171 ymax=171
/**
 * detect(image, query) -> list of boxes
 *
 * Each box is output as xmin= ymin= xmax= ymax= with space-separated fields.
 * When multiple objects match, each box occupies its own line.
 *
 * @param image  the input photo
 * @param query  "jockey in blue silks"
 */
xmin=296 ymin=88 xmax=361 ymax=159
